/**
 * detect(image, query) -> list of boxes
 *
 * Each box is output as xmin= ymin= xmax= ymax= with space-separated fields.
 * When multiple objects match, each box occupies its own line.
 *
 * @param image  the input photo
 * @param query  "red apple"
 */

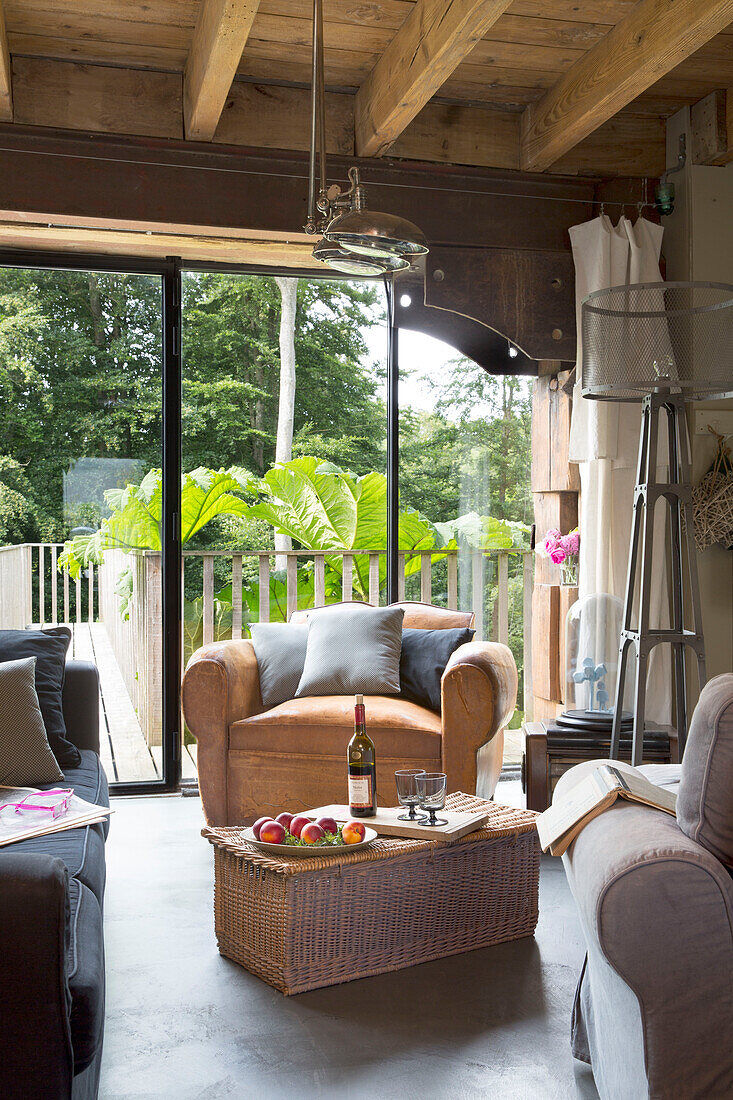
xmin=259 ymin=820 xmax=286 ymax=845
xmin=276 ymin=811 xmax=294 ymax=830
xmin=289 ymin=815 xmax=311 ymax=839
xmin=316 ymin=816 xmax=338 ymax=835
xmin=253 ymin=816 xmax=274 ymax=840
xmin=300 ymin=822 xmax=325 ymax=845
xmin=342 ymin=820 xmax=366 ymax=845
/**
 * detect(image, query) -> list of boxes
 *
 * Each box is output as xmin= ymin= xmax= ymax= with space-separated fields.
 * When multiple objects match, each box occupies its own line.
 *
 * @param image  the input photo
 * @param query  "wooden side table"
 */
xmin=522 ymin=721 xmax=679 ymax=811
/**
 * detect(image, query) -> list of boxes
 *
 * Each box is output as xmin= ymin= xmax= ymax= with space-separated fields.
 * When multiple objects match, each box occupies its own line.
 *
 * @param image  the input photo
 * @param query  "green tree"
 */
xmin=0 ymin=269 xmax=162 ymax=539
xmin=181 ymin=274 xmax=386 ymax=478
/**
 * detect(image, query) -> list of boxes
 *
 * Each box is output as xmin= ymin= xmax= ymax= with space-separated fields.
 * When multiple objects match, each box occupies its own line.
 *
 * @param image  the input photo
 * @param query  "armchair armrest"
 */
xmin=0 ymin=853 xmax=74 ymax=1100
xmin=564 ymin=804 xmax=733 ymax=1099
xmin=182 ymin=640 xmax=263 ymax=824
xmin=441 ymin=641 xmax=517 ymax=795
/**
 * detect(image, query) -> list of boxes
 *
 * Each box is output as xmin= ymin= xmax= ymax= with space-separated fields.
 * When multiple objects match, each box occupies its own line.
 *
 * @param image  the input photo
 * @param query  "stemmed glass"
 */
xmin=415 ymin=772 xmax=448 ymax=827
xmin=394 ymin=769 xmax=427 ymax=821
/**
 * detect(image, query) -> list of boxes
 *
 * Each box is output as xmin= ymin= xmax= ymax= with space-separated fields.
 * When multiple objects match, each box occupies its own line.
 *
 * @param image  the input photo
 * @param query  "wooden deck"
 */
xmin=67 ymin=623 xmax=197 ymax=786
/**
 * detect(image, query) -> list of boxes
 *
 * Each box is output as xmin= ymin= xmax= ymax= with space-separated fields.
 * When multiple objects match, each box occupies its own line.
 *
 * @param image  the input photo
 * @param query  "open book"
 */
xmin=537 ymin=765 xmax=677 ymax=857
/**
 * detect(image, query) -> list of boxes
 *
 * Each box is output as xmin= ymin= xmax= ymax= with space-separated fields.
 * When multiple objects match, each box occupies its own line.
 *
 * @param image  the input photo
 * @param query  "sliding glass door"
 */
xmin=0 ymin=257 xmax=180 ymax=790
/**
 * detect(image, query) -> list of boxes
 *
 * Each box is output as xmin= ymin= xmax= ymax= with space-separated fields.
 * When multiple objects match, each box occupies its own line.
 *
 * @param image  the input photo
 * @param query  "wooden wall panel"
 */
xmin=531 ymin=584 xmax=560 ymax=701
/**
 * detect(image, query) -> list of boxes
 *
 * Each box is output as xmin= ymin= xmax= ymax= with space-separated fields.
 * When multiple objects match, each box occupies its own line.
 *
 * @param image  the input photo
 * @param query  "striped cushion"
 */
xmin=0 ymin=656 xmax=64 ymax=785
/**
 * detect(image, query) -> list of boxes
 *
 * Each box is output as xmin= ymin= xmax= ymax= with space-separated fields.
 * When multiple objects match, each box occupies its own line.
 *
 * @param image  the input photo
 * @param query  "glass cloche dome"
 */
xmin=559 ymin=593 xmax=634 ymax=732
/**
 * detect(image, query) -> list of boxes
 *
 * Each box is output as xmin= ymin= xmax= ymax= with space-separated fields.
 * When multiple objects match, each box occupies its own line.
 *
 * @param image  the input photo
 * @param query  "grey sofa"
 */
xmin=557 ymin=673 xmax=733 ymax=1100
xmin=0 ymin=661 xmax=109 ymax=1100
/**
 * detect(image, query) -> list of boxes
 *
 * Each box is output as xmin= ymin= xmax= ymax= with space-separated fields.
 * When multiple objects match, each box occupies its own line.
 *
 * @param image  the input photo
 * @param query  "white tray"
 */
xmin=242 ymin=824 xmax=377 ymax=858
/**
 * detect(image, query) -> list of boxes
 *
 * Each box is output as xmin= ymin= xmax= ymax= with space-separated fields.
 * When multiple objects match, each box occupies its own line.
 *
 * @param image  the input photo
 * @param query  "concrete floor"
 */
xmin=100 ymin=787 xmax=599 ymax=1100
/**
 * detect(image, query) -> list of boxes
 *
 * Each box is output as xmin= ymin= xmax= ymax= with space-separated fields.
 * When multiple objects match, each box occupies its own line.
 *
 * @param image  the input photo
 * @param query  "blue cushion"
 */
xmin=399 ymin=627 xmax=475 ymax=712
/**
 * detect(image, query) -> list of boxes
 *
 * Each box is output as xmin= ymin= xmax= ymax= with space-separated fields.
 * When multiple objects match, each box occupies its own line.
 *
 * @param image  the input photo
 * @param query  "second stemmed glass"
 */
xmin=394 ymin=769 xmax=426 ymax=821
xmin=415 ymin=772 xmax=448 ymax=827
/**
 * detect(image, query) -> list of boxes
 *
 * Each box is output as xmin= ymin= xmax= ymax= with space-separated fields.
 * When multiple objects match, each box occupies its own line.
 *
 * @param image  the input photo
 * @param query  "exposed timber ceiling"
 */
xmin=0 ymin=0 xmax=731 ymax=174
xmin=0 ymin=0 xmax=731 ymax=282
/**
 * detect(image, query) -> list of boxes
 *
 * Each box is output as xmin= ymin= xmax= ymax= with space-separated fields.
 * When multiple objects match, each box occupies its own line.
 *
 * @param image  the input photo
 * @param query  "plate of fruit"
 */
xmin=244 ymin=812 xmax=377 ymax=856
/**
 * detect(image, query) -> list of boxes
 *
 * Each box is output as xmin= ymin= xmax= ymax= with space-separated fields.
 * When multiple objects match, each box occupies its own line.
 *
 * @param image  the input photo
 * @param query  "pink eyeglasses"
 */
xmin=0 ymin=789 xmax=73 ymax=819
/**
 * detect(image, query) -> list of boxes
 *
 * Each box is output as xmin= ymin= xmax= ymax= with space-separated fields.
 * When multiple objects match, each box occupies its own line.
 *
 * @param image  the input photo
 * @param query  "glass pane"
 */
xmin=180 ymin=272 xmax=387 ymax=777
xmin=398 ymin=329 xmax=533 ymax=768
xmin=0 ymin=268 xmax=164 ymax=785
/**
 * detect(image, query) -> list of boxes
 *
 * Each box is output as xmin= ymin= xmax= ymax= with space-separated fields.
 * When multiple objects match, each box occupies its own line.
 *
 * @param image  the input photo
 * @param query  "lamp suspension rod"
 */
xmin=316 ymin=0 xmax=327 ymax=204
xmin=306 ymin=0 xmax=322 ymax=230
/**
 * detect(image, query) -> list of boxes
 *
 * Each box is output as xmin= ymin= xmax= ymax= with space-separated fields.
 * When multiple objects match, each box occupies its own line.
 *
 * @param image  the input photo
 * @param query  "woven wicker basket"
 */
xmin=203 ymin=793 xmax=539 ymax=996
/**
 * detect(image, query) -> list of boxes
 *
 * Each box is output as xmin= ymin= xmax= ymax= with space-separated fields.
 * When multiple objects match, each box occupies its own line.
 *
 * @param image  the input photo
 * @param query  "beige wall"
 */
xmin=664 ymin=109 xmax=733 ymax=693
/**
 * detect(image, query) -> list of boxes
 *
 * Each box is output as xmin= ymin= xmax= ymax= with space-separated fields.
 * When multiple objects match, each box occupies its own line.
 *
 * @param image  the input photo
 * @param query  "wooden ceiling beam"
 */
xmin=184 ymin=0 xmax=261 ymax=141
xmin=0 ymin=0 xmax=12 ymax=121
xmin=354 ymin=0 xmax=513 ymax=158
xmin=520 ymin=0 xmax=733 ymax=172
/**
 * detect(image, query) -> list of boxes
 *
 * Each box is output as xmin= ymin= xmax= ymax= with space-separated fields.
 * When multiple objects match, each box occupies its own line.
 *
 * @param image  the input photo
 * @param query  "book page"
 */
xmin=607 ymin=767 xmax=677 ymax=815
xmin=536 ymin=769 xmax=616 ymax=852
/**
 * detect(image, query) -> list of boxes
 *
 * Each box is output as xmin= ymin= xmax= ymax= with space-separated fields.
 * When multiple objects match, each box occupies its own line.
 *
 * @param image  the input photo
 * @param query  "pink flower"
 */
xmin=549 ymin=547 xmax=566 ymax=564
xmin=561 ymin=529 xmax=580 ymax=556
xmin=543 ymin=529 xmax=562 ymax=556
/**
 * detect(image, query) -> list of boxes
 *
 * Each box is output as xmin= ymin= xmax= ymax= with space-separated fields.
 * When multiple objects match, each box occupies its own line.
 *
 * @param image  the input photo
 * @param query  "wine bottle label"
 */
xmin=348 ymin=774 xmax=372 ymax=809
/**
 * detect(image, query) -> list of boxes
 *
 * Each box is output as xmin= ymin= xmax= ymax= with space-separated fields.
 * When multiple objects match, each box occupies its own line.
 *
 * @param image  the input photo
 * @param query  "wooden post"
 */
xmin=258 ymin=554 xmax=270 ymax=623
xmin=286 ymin=555 xmax=297 ymax=620
xmin=342 ymin=554 xmax=353 ymax=602
xmin=231 ymin=554 xmax=242 ymax=638
xmin=420 ymin=553 xmax=431 ymax=603
xmin=39 ymin=544 xmax=45 ymax=626
xmin=314 ymin=553 xmax=326 ymax=608
xmin=368 ymin=553 xmax=380 ymax=605
xmin=447 ymin=552 xmax=458 ymax=610
xmin=51 ymin=545 xmax=58 ymax=623
xmin=472 ymin=551 xmax=484 ymax=640
xmin=202 ymin=554 xmax=214 ymax=645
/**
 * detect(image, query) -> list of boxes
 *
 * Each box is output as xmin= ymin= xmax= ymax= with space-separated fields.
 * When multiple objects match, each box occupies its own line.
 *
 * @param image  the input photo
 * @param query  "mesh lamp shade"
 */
xmin=581 ymin=282 xmax=733 ymax=402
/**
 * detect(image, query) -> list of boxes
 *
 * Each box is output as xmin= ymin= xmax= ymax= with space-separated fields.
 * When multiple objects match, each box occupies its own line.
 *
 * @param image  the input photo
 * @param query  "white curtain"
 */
xmin=569 ymin=215 xmax=672 ymax=724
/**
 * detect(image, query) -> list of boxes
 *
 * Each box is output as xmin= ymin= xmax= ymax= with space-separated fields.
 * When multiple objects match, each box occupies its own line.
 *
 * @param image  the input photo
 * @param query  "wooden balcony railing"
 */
xmin=0 ymin=544 xmax=535 ymax=748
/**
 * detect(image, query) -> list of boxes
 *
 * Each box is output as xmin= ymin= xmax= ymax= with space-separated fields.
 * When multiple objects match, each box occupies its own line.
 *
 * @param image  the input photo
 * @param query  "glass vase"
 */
xmin=561 ymin=557 xmax=578 ymax=586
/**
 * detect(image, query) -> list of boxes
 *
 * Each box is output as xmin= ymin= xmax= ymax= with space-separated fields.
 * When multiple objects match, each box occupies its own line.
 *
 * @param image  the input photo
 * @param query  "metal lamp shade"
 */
xmin=581 ymin=281 xmax=733 ymax=402
xmin=310 ymin=239 xmax=395 ymax=276
xmin=324 ymin=209 xmax=429 ymax=260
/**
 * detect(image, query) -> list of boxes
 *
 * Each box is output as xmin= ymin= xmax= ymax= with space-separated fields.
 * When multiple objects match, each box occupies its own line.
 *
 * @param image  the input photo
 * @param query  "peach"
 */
xmin=289 ymin=815 xmax=311 ymax=839
xmin=259 ymin=820 xmax=286 ymax=845
xmin=300 ymin=822 xmax=325 ymax=845
xmin=275 ymin=811 xmax=294 ymax=830
xmin=253 ymin=816 xmax=275 ymax=840
xmin=342 ymin=820 xmax=366 ymax=845
xmin=316 ymin=816 xmax=338 ymax=835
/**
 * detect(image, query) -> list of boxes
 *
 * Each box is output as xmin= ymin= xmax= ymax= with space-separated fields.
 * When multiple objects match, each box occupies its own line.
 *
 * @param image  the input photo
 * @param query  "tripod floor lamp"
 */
xmin=581 ymin=282 xmax=733 ymax=766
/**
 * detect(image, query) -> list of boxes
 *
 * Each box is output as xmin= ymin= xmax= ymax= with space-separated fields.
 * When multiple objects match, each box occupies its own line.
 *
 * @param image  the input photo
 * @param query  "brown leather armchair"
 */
xmin=182 ymin=601 xmax=517 ymax=825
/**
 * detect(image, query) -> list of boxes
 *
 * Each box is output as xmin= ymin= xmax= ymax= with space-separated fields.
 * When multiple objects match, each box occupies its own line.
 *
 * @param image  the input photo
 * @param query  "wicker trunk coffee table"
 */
xmin=202 ymin=792 xmax=539 ymax=996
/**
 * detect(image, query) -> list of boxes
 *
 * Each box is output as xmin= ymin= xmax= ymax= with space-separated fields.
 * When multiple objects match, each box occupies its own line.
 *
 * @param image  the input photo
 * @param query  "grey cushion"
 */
xmin=677 ymin=672 xmax=733 ymax=868
xmin=296 ymin=604 xmax=405 ymax=697
xmin=0 ymin=656 xmax=64 ymax=785
xmin=250 ymin=623 xmax=308 ymax=708
xmin=0 ymin=626 xmax=80 ymax=768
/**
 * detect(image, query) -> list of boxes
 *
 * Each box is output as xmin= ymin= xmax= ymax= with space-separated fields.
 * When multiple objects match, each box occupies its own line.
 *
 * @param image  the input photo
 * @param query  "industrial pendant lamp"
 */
xmin=304 ymin=0 xmax=427 ymax=274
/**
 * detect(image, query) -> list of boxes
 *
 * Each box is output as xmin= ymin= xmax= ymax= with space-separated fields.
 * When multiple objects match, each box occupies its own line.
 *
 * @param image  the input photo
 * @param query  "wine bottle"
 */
xmin=347 ymin=694 xmax=377 ymax=817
